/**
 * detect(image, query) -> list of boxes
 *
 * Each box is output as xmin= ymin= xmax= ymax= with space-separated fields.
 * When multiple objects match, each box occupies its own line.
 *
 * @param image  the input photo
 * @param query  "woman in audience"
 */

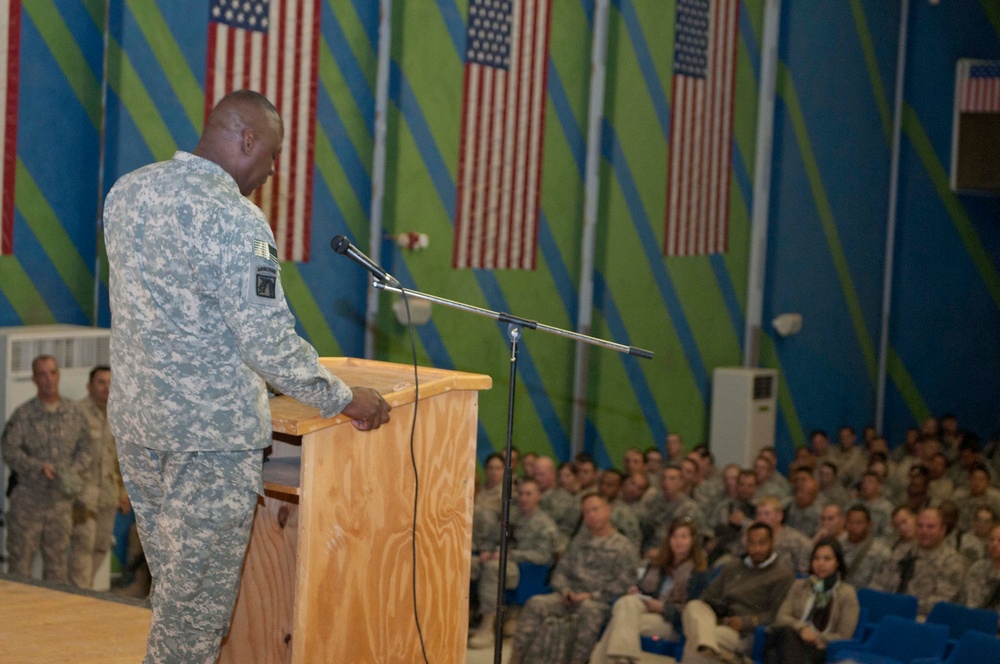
xmin=558 ymin=461 xmax=580 ymax=495
xmin=964 ymin=523 xmax=1000 ymax=611
xmin=588 ymin=517 xmax=709 ymax=664
xmin=889 ymin=505 xmax=917 ymax=552
xmin=763 ymin=536 xmax=859 ymax=664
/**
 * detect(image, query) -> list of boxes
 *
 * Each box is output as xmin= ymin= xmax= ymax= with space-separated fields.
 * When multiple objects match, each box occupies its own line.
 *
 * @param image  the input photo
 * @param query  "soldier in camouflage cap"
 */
xmin=103 ymin=89 xmax=391 ymax=664
xmin=509 ymin=492 xmax=638 ymax=664
xmin=2 ymin=355 xmax=93 ymax=583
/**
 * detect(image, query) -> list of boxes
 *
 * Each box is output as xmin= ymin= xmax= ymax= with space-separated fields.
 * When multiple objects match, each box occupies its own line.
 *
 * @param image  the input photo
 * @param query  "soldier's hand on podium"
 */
xmin=342 ymin=386 xmax=391 ymax=431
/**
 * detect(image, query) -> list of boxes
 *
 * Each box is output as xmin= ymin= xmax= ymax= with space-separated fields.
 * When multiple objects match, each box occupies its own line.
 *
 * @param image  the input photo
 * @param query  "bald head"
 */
xmin=195 ymin=90 xmax=283 ymax=196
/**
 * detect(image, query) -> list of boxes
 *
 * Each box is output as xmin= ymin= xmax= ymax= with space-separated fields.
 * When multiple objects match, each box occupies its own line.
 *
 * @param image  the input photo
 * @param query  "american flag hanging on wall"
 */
xmin=663 ymin=0 xmax=739 ymax=257
xmin=0 ymin=0 xmax=21 ymax=256
xmin=205 ymin=0 xmax=320 ymax=263
xmin=956 ymin=60 xmax=1000 ymax=112
xmin=452 ymin=0 xmax=552 ymax=270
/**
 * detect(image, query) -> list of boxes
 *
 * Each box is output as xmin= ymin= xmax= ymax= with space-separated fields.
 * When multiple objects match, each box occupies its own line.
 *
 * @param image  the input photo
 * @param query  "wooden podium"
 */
xmin=219 ymin=358 xmax=491 ymax=663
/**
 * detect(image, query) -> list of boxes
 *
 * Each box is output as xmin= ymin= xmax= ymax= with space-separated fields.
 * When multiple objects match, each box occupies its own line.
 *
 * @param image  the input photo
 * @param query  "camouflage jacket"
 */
xmin=103 ymin=152 xmax=352 ymax=452
xmin=550 ymin=529 xmax=638 ymax=604
xmin=1 ymin=397 xmax=92 ymax=501
xmin=77 ymin=397 xmax=124 ymax=510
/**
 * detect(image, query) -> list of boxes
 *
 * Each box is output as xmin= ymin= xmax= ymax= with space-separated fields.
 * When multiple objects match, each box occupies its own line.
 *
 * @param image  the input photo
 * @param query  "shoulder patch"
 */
xmin=253 ymin=239 xmax=279 ymax=265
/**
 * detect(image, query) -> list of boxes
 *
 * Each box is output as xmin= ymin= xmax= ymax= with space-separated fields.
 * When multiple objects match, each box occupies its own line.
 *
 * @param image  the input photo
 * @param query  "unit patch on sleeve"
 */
xmin=256 ymin=269 xmax=276 ymax=299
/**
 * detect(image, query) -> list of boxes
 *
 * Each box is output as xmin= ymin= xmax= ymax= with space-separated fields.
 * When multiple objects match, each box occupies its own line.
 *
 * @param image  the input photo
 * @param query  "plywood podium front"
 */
xmin=219 ymin=358 xmax=492 ymax=663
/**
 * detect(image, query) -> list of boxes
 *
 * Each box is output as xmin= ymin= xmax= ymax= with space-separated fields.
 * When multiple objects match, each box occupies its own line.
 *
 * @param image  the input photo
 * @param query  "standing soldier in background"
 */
xmin=1 ymin=355 xmax=93 ymax=583
xmin=68 ymin=366 xmax=130 ymax=588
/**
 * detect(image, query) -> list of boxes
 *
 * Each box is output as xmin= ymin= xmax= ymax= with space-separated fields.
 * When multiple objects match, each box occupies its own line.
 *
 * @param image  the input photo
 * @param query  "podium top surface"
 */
xmin=269 ymin=357 xmax=492 ymax=436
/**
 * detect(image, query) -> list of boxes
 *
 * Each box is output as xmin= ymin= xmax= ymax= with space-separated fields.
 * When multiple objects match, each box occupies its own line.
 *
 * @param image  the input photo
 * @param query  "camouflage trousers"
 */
xmin=117 ymin=438 xmax=261 ymax=664
xmin=6 ymin=484 xmax=72 ymax=583
xmin=511 ymin=592 xmax=611 ymax=664
xmin=471 ymin=557 xmax=521 ymax=611
xmin=68 ymin=503 xmax=118 ymax=589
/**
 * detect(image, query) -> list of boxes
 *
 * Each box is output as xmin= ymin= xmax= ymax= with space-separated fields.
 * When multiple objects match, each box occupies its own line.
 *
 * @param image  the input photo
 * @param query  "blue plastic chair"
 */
xmin=640 ymin=634 xmax=684 ymax=658
xmin=504 ymin=562 xmax=552 ymax=606
xmin=828 ymin=614 xmax=950 ymax=664
xmin=856 ymin=587 xmax=920 ymax=624
xmin=910 ymin=630 xmax=1000 ymax=664
xmin=925 ymin=601 xmax=999 ymax=641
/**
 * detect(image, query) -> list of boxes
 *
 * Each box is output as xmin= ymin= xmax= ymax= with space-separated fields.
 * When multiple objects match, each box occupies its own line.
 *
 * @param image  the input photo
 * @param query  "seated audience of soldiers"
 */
xmin=469 ymin=416 xmax=1000 ymax=662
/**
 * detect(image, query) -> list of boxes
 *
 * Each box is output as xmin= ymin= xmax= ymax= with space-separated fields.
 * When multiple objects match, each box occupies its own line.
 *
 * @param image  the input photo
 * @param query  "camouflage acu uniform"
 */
xmin=610 ymin=498 xmax=642 ymax=548
xmin=1 ymin=397 xmax=92 ymax=583
xmin=541 ymin=486 xmax=580 ymax=546
xmin=963 ymin=558 xmax=1000 ymax=609
xmin=104 ymin=151 xmax=353 ymax=664
xmin=641 ymin=493 xmax=705 ymax=553
xmin=873 ymin=540 xmax=968 ymax=616
xmin=841 ymin=534 xmax=891 ymax=589
xmin=473 ymin=507 xmax=560 ymax=611
xmin=68 ymin=395 xmax=126 ymax=588
xmin=511 ymin=529 xmax=638 ymax=664
xmin=773 ymin=525 xmax=813 ymax=574
xmin=693 ymin=475 xmax=724 ymax=513
xmin=785 ymin=501 xmax=823 ymax=537
xmin=952 ymin=486 xmax=1000 ymax=532
xmin=851 ymin=497 xmax=895 ymax=538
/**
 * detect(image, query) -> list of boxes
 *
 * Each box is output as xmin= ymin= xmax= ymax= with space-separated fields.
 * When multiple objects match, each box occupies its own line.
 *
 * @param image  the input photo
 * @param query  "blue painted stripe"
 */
xmin=709 ymin=254 xmax=745 ymax=342
xmin=739 ymin=0 xmax=761 ymax=79
xmin=322 ymin=2 xmax=376 ymax=136
xmin=593 ymin=271 xmax=668 ymax=443
xmin=389 ymin=61 xmax=456 ymax=216
xmin=615 ymin=0 xmax=671 ymax=139
xmin=348 ymin=0 xmax=380 ymax=51
xmin=0 ymin=278 xmax=18 ymax=325
xmin=731 ymin=137 xmax=754 ymax=211
xmin=601 ymin=119 xmax=710 ymax=398
xmin=10 ymin=215 xmax=87 ymax=323
xmin=436 ymin=0 xmax=465 ymax=57
xmin=537 ymin=210 xmax=578 ymax=323
xmin=316 ymin=84 xmax=372 ymax=212
xmin=52 ymin=0 xmax=105 ymax=81
xmin=585 ymin=418 xmax=613 ymax=470
xmin=581 ymin=0 xmax=595 ymax=28
xmin=116 ymin=6 xmax=199 ymax=148
xmin=547 ymin=60 xmax=587 ymax=179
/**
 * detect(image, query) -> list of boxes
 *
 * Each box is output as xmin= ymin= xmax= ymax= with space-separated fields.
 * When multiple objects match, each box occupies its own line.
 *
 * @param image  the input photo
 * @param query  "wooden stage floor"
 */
xmin=0 ymin=576 xmax=150 ymax=663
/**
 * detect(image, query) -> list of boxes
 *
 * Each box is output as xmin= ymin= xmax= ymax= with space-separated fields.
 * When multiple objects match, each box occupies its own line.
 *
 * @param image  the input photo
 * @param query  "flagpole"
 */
xmin=91 ymin=0 xmax=111 ymax=325
xmin=742 ymin=0 xmax=782 ymax=366
xmin=364 ymin=0 xmax=393 ymax=359
xmin=875 ymin=0 xmax=910 ymax=433
xmin=570 ymin=0 xmax=611 ymax=456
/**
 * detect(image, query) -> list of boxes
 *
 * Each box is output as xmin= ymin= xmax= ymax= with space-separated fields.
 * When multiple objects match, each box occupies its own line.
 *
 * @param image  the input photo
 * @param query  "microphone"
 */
xmin=330 ymin=235 xmax=399 ymax=286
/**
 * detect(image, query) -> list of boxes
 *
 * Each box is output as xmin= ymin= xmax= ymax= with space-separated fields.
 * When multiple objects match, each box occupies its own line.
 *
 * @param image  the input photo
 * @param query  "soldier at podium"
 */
xmin=104 ymin=89 xmax=391 ymax=664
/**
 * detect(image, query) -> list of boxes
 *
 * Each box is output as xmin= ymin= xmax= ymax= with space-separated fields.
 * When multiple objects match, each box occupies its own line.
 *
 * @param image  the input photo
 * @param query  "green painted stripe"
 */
xmin=124 ymin=0 xmax=204 ymax=133
xmin=0 ymin=257 xmax=56 ymax=324
xmin=318 ymin=38 xmax=373 ymax=176
xmin=83 ymin=6 xmax=177 ymax=161
xmin=328 ymin=0 xmax=377 ymax=90
xmin=23 ymin=1 xmax=101 ymax=130
xmin=15 ymin=159 xmax=94 ymax=319
xmin=745 ymin=0 xmax=765 ymax=44
xmin=313 ymin=125 xmax=368 ymax=241
xmin=848 ymin=0 xmax=892 ymax=141
xmin=886 ymin=347 xmax=931 ymax=423
xmin=777 ymin=62 xmax=878 ymax=381
xmin=982 ymin=0 xmax=1000 ymax=38
xmin=758 ymin=332 xmax=806 ymax=447
xmin=279 ymin=263 xmax=342 ymax=356
xmin=902 ymin=103 xmax=1000 ymax=309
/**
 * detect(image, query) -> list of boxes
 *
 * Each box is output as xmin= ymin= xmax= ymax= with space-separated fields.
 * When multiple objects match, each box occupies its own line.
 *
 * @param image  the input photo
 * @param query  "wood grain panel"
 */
xmin=294 ymin=390 xmax=478 ymax=663
xmin=220 ymin=496 xmax=300 ymax=663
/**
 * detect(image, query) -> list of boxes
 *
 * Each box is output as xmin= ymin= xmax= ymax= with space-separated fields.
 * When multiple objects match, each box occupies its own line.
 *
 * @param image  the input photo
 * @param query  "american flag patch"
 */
xmin=253 ymin=239 xmax=279 ymax=265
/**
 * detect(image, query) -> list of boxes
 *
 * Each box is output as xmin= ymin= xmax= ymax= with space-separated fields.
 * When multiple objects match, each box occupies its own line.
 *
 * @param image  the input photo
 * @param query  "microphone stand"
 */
xmin=372 ymin=280 xmax=652 ymax=664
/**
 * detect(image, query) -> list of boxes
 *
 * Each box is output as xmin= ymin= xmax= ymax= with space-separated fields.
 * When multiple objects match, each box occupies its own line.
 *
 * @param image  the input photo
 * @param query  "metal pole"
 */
xmin=570 ymin=0 xmax=611 ymax=455
xmin=92 ymin=0 xmax=111 ymax=325
xmin=364 ymin=0 xmax=393 ymax=358
xmin=742 ymin=0 xmax=782 ymax=366
xmin=876 ymin=0 xmax=910 ymax=432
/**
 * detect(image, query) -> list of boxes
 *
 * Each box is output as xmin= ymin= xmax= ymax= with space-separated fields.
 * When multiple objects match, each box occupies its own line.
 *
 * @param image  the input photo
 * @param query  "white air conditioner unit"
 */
xmin=709 ymin=367 xmax=778 ymax=469
xmin=0 ymin=324 xmax=111 ymax=582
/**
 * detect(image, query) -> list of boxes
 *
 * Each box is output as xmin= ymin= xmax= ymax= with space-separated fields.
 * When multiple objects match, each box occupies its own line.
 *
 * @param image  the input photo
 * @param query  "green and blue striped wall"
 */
xmin=0 ymin=0 xmax=996 ymax=471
